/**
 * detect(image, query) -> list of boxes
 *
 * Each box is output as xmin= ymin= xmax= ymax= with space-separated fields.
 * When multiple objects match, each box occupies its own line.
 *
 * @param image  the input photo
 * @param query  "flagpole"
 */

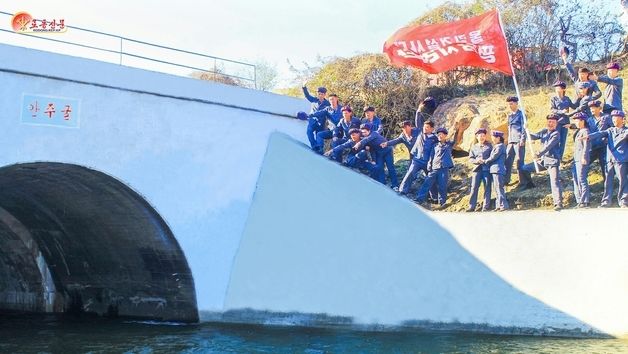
xmin=497 ymin=10 xmax=539 ymax=173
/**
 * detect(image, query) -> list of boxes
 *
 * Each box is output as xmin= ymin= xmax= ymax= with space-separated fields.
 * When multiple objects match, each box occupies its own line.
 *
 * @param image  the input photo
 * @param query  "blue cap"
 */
xmin=317 ymin=87 xmax=327 ymax=93
xmin=611 ymin=110 xmax=625 ymax=118
xmin=492 ymin=131 xmax=504 ymax=137
xmin=436 ymin=127 xmax=448 ymax=135
xmin=588 ymin=100 xmax=602 ymax=108
xmin=506 ymin=96 xmax=519 ymax=103
xmin=296 ymin=111 xmax=308 ymax=120
xmin=423 ymin=97 xmax=435 ymax=103
xmin=572 ymin=112 xmax=588 ymax=120
xmin=363 ymin=105 xmax=375 ymax=112
xmin=341 ymin=105 xmax=353 ymax=112
xmin=578 ymin=82 xmax=591 ymax=89
xmin=607 ymin=62 xmax=621 ymax=70
xmin=348 ymin=128 xmax=361 ymax=135
xmin=475 ymin=128 xmax=487 ymax=135
xmin=552 ymin=80 xmax=566 ymax=88
xmin=546 ymin=113 xmax=559 ymax=120
xmin=360 ymin=122 xmax=373 ymax=131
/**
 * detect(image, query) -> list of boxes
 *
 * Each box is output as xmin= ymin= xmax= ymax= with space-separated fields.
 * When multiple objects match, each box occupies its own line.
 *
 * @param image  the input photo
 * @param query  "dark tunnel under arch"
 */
xmin=0 ymin=162 xmax=198 ymax=322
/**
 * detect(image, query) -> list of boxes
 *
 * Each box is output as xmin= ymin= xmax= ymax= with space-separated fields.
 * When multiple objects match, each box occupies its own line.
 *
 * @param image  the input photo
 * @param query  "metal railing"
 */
xmin=0 ymin=10 xmax=257 ymax=88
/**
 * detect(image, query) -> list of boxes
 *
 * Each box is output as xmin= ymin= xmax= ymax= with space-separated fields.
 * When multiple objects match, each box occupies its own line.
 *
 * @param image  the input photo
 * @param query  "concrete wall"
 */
xmin=0 ymin=43 xmax=309 ymax=312
xmin=224 ymin=133 xmax=628 ymax=338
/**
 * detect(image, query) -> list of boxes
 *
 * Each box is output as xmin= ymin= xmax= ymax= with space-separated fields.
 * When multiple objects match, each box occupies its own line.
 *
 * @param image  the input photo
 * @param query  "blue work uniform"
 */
xmin=597 ymin=75 xmax=623 ymax=111
xmin=468 ymin=142 xmax=493 ymax=210
xmin=587 ymin=113 xmax=613 ymax=181
xmin=303 ymin=86 xmax=330 ymax=149
xmin=416 ymin=140 xmax=454 ymax=205
xmin=312 ymin=104 xmax=343 ymax=152
xmin=565 ymin=63 xmax=602 ymax=100
xmin=330 ymin=117 xmax=361 ymax=161
xmin=359 ymin=131 xmax=398 ymax=187
xmin=484 ymin=142 xmax=509 ymax=210
xmin=521 ymin=129 xmax=563 ymax=207
xmin=415 ymin=110 xmax=432 ymax=131
xmin=571 ymin=128 xmax=591 ymax=205
xmin=386 ymin=128 xmax=420 ymax=159
xmin=399 ymin=132 xmax=438 ymax=194
xmin=329 ymin=139 xmax=378 ymax=178
xmin=361 ymin=116 xmax=384 ymax=135
xmin=588 ymin=126 xmax=628 ymax=207
xmin=505 ymin=109 xmax=527 ymax=185
xmin=551 ymin=95 xmax=574 ymax=161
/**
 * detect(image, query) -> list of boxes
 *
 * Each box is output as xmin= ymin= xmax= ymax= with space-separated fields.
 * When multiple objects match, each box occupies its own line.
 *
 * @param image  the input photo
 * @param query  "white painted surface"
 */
xmin=226 ymin=133 xmax=628 ymax=336
xmin=0 ymin=43 xmax=310 ymax=311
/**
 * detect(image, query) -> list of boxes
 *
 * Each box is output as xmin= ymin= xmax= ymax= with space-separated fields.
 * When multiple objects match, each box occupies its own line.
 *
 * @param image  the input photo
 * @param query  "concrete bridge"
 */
xmin=1 ymin=43 xmax=627 ymax=337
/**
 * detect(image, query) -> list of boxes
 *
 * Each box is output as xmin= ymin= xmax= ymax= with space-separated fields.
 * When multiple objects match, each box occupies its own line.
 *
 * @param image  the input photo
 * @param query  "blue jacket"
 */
xmin=587 ymin=114 xmax=613 ymax=149
xmin=597 ymin=75 xmax=623 ymax=110
xmin=410 ymin=132 xmax=439 ymax=165
xmin=588 ymin=126 xmax=628 ymax=163
xmin=415 ymin=111 xmax=432 ymax=130
xmin=484 ymin=143 xmax=507 ymax=175
xmin=565 ymin=63 xmax=602 ymax=100
xmin=361 ymin=116 xmax=383 ymax=135
xmin=359 ymin=131 xmax=387 ymax=153
xmin=570 ymin=95 xmax=594 ymax=117
xmin=428 ymin=141 xmax=454 ymax=171
xmin=387 ymin=128 xmax=420 ymax=159
xmin=334 ymin=117 xmax=361 ymax=139
xmin=530 ymin=128 xmax=561 ymax=167
xmin=573 ymin=128 xmax=590 ymax=164
xmin=550 ymin=95 xmax=574 ymax=126
xmin=507 ymin=110 xmax=526 ymax=144
xmin=310 ymin=104 xmax=343 ymax=128
xmin=330 ymin=138 xmax=365 ymax=158
xmin=302 ymin=86 xmax=330 ymax=113
xmin=469 ymin=142 xmax=493 ymax=172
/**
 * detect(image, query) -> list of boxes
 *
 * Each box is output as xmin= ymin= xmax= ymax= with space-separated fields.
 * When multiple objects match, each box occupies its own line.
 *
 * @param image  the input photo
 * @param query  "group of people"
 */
xmin=296 ymin=56 xmax=627 ymax=211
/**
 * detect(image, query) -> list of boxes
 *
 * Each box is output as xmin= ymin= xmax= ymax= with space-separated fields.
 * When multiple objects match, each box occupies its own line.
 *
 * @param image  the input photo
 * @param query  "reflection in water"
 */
xmin=1 ymin=315 xmax=627 ymax=353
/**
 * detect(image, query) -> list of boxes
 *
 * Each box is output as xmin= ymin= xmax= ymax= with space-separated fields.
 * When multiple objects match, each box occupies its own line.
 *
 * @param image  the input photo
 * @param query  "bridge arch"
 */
xmin=0 ymin=162 xmax=197 ymax=322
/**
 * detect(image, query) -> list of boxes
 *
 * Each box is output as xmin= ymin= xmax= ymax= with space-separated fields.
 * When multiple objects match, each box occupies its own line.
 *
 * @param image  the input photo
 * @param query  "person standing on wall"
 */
xmin=482 ymin=131 xmax=509 ymax=212
xmin=585 ymin=110 xmax=628 ymax=208
xmin=550 ymin=80 xmax=574 ymax=162
xmin=571 ymin=112 xmax=592 ymax=208
xmin=467 ymin=128 xmax=493 ymax=212
xmin=504 ymin=96 xmax=527 ymax=188
xmin=302 ymin=85 xmax=330 ymax=150
xmin=520 ymin=114 xmax=564 ymax=211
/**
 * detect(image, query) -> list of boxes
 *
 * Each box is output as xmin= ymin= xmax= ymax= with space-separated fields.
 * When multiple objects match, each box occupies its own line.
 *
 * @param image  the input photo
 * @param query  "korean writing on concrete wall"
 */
xmin=21 ymin=94 xmax=81 ymax=128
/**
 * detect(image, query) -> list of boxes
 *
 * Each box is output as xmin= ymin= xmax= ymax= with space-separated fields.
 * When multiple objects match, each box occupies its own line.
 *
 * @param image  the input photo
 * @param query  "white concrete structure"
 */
xmin=1 ymin=43 xmax=627 ymax=337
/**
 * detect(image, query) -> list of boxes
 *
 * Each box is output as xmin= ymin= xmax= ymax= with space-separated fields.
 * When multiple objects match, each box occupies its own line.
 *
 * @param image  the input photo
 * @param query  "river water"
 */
xmin=2 ymin=315 xmax=628 ymax=353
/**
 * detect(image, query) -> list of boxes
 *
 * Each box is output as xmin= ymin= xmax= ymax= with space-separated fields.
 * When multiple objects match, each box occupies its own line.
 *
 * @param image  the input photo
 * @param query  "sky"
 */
xmin=0 ymin=0 xmax=451 ymax=87
xmin=1 ymin=0 xmax=625 ymax=89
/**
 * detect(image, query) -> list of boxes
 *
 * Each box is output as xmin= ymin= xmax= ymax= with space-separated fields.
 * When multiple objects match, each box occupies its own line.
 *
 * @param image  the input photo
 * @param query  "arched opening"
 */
xmin=0 ymin=162 xmax=198 ymax=322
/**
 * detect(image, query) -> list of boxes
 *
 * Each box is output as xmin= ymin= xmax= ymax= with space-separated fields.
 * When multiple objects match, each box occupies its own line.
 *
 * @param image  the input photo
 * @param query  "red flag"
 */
xmin=383 ymin=10 xmax=513 ymax=76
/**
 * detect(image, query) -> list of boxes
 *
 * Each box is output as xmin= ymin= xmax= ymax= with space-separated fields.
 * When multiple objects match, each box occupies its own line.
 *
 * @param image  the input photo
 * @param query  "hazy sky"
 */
xmin=1 ymin=0 xmax=624 ymax=88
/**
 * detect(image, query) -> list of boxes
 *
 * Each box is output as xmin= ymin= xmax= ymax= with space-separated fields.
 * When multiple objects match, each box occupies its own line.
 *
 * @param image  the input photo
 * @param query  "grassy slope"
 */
xmin=390 ymin=70 xmax=626 ymax=211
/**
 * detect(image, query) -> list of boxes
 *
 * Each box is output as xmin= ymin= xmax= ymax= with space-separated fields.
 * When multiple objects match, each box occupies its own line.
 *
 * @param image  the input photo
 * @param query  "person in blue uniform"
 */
xmin=325 ymin=128 xmax=378 ymax=178
xmin=302 ymin=85 xmax=330 ymax=150
xmin=361 ymin=106 xmax=383 ymax=135
xmin=311 ymin=93 xmax=343 ymax=153
xmin=381 ymin=120 xmax=419 ymax=160
xmin=550 ymin=80 xmax=574 ymax=162
xmin=416 ymin=127 xmax=454 ymax=209
xmin=568 ymin=82 xmax=595 ymax=118
xmin=504 ymin=96 xmax=527 ymax=187
xmin=520 ymin=114 xmax=564 ymax=210
xmin=330 ymin=106 xmax=361 ymax=161
xmin=482 ymin=131 xmax=509 ymax=211
xmin=587 ymin=100 xmax=614 ymax=181
xmin=586 ymin=110 xmax=628 ymax=208
xmin=571 ymin=112 xmax=592 ymax=208
xmin=415 ymin=97 xmax=437 ymax=129
xmin=467 ymin=128 xmax=493 ymax=212
xmin=591 ymin=62 xmax=623 ymax=112
xmin=398 ymin=120 xmax=439 ymax=195
xmin=561 ymin=51 xmax=602 ymax=101
xmin=354 ymin=122 xmax=398 ymax=188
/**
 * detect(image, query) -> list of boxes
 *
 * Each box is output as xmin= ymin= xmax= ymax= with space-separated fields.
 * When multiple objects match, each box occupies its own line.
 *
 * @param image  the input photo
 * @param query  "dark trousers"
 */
xmin=315 ymin=130 xmax=333 ymax=153
xmin=521 ymin=162 xmax=563 ymax=206
xmin=417 ymin=169 xmax=449 ymax=205
xmin=558 ymin=126 xmax=568 ymax=162
xmin=469 ymin=170 xmax=492 ymax=209
xmin=306 ymin=118 xmax=324 ymax=149
xmin=505 ymin=143 xmax=526 ymax=185
xmin=376 ymin=147 xmax=398 ymax=187
xmin=601 ymin=161 xmax=628 ymax=207
xmin=571 ymin=162 xmax=590 ymax=204
xmin=492 ymin=173 xmax=509 ymax=209
xmin=330 ymin=138 xmax=348 ymax=162
xmin=590 ymin=147 xmax=607 ymax=181
xmin=346 ymin=151 xmax=378 ymax=179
